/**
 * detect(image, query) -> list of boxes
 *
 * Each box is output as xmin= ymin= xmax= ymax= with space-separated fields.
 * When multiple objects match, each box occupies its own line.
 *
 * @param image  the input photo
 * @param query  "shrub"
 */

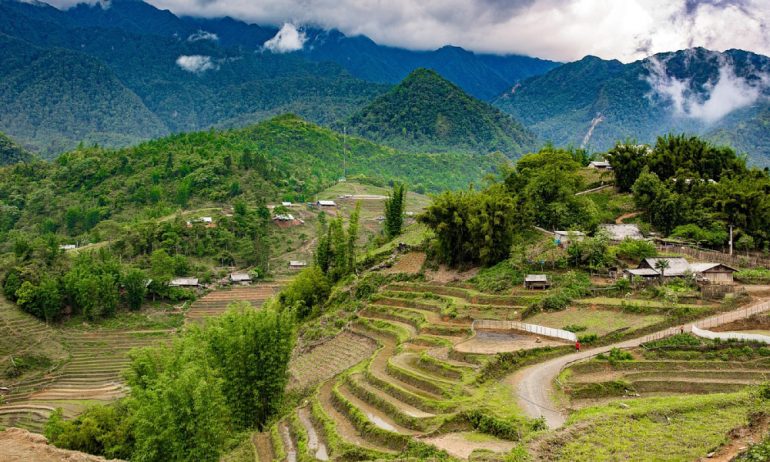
xmin=277 ymin=266 xmax=331 ymax=319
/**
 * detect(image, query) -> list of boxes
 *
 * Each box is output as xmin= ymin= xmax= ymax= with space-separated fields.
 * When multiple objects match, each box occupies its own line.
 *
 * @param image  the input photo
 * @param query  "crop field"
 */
xmin=527 ymin=307 xmax=667 ymax=337
xmin=0 ymin=327 xmax=171 ymax=433
xmin=382 ymin=252 xmax=427 ymax=275
xmin=185 ymin=283 xmax=283 ymax=323
xmin=289 ymin=331 xmax=378 ymax=390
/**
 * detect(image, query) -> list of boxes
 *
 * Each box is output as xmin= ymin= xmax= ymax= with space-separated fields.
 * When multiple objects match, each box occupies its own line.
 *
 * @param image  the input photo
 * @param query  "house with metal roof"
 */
xmin=524 ymin=274 xmax=550 ymax=290
xmin=229 ymin=272 xmax=252 ymax=285
xmin=169 ymin=277 xmax=199 ymax=287
xmin=625 ymin=258 xmax=737 ymax=285
xmin=599 ymin=224 xmax=645 ymax=242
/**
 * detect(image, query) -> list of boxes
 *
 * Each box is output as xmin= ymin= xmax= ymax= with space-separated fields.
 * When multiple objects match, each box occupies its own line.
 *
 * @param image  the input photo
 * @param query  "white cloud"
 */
xmin=263 ymin=23 xmax=306 ymax=53
xmin=40 ymin=0 xmax=770 ymax=62
xmin=645 ymin=54 xmax=768 ymax=123
xmin=175 ymin=55 xmax=217 ymax=72
xmin=187 ymin=30 xmax=219 ymax=42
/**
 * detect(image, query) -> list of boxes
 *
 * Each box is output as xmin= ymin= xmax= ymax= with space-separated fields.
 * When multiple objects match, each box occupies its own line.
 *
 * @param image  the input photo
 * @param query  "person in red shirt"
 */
xmin=575 ymin=340 xmax=581 ymax=351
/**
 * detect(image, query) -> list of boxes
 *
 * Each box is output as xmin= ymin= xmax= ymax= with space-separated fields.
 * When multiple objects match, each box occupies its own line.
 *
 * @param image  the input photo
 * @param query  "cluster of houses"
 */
xmin=625 ymin=257 xmax=737 ymax=285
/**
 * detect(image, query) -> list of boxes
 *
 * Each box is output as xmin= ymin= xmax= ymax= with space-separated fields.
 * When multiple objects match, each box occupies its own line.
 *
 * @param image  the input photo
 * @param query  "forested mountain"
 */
xmin=344 ymin=69 xmax=536 ymax=155
xmin=0 ymin=132 xmax=31 ymax=166
xmin=494 ymin=48 xmax=770 ymax=164
xmin=0 ymin=114 xmax=504 ymax=241
xmin=0 ymin=0 xmax=555 ymax=157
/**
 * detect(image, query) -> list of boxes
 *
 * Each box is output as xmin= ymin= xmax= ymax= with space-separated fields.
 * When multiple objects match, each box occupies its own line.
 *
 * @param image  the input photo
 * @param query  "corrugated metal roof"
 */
xmin=230 ymin=273 xmax=252 ymax=282
xmin=170 ymin=277 xmax=199 ymax=287
xmin=525 ymin=274 xmax=548 ymax=282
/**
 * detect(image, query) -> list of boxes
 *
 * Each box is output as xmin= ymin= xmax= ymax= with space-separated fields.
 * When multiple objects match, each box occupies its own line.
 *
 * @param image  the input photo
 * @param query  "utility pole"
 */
xmin=729 ymin=225 xmax=734 ymax=256
xmin=342 ymin=126 xmax=347 ymax=181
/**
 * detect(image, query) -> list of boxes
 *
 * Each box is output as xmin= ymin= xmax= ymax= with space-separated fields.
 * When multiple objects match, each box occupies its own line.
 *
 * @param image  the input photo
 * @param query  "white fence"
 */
xmin=641 ymin=300 xmax=770 ymax=344
xmin=473 ymin=319 xmax=578 ymax=342
xmin=692 ymin=325 xmax=770 ymax=344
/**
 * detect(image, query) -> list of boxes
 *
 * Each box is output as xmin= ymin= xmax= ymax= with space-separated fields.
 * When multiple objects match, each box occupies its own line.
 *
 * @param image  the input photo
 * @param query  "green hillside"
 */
xmin=344 ymin=68 xmax=536 ymax=155
xmin=0 ymin=114 xmax=503 ymax=240
xmin=0 ymin=34 xmax=168 ymax=157
xmin=0 ymin=132 xmax=31 ymax=166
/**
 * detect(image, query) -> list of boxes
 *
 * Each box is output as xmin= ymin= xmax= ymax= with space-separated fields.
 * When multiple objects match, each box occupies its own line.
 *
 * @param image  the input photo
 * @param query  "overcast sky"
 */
xmin=50 ymin=0 xmax=770 ymax=62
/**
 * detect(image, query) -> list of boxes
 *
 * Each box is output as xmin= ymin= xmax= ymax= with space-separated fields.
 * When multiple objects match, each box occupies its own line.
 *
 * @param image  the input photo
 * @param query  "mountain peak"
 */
xmin=344 ymin=69 xmax=535 ymax=155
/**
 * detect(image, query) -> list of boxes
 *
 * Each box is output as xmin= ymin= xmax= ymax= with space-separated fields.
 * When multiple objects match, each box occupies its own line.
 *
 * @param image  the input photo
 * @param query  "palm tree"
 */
xmin=654 ymin=259 xmax=670 ymax=284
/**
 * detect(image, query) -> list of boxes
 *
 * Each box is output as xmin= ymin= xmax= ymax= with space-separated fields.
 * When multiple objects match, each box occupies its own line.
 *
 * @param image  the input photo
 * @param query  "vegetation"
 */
xmin=46 ymin=305 xmax=296 ymax=461
xmin=344 ymin=68 xmax=535 ymax=155
xmin=384 ymin=183 xmax=406 ymax=239
xmin=0 ymin=132 xmax=32 ymax=166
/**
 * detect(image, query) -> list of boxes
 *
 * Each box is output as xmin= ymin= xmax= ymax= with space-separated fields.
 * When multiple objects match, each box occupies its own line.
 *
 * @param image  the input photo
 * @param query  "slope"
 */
xmin=0 ymin=114 xmax=503 ymax=238
xmin=0 ymin=33 xmax=168 ymax=157
xmin=344 ymin=68 xmax=536 ymax=156
xmin=0 ymin=132 xmax=32 ymax=166
xmin=495 ymin=48 xmax=770 ymax=164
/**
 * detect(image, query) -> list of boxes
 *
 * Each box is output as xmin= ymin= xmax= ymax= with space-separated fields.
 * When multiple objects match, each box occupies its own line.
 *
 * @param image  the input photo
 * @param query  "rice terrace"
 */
xmin=3 ymin=2 xmax=770 ymax=461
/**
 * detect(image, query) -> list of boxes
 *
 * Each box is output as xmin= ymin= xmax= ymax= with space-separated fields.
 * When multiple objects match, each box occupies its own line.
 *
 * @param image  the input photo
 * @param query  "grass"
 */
xmin=59 ymin=309 xmax=183 ymax=331
xmin=583 ymin=189 xmax=634 ymax=224
xmin=556 ymin=392 xmax=764 ymax=462
xmin=576 ymin=296 xmax=710 ymax=310
xmin=526 ymin=307 xmax=666 ymax=337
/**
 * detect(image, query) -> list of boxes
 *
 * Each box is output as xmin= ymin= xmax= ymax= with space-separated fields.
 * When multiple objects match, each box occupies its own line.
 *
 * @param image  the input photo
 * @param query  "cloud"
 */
xmin=263 ymin=23 xmax=306 ymax=53
xmin=175 ymin=55 xmax=217 ymax=72
xmin=187 ymin=30 xmax=219 ymax=42
xmin=645 ymin=54 xmax=768 ymax=123
xmin=39 ymin=0 xmax=770 ymax=62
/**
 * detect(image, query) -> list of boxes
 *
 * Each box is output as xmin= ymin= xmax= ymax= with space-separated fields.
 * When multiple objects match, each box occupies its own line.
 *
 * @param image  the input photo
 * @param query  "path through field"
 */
xmin=615 ymin=211 xmax=641 ymax=224
xmin=507 ymin=297 xmax=770 ymax=429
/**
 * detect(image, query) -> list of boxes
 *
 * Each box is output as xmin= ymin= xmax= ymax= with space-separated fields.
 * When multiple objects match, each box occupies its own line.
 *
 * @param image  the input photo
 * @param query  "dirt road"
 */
xmin=506 ymin=298 xmax=770 ymax=429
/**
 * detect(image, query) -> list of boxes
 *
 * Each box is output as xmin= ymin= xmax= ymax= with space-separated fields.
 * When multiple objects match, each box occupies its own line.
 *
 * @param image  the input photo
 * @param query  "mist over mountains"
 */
xmin=1 ymin=0 xmax=769 ymax=164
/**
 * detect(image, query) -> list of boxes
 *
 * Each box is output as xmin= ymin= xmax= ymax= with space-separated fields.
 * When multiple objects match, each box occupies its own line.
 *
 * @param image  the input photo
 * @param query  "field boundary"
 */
xmin=472 ymin=319 xmax=577 ymax=342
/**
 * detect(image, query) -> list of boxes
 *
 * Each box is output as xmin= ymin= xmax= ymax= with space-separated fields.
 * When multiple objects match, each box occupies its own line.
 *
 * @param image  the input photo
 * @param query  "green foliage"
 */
xmin=0 ymin=131 xmax=32 ymax=166
xmin=205 ymin=304 xmax=296 ymax=430
xmin=123 ymin=268 xmax=148 ymax=311
xmin=463 ymin=409 xmax=524 ymax=440
xmin=469 ymin=260 xmax=524 ymax=293
xmin=277 ymin=266 xmax=331 ymax=320
xmin=384 ymin=183 xmax=406 ymax=239
xmin=44 ymin=403 xmax=134 ymax=460
xmin=505 ymin=146 xmax=599 ymax=230
xmin=419 ymin=183 xmax=519 ymax=266
xmin=344 ymin=68 xmax=535 ymax=155
xmin=612 ymin=238 xmax=657 ymax=262
xmin=596 ymin=348 xmax=633 ymax=362
xmin=670 ymin=223 xmax=728 ymax=247
xmin=315 ymin=208 xmax=360 ymax=282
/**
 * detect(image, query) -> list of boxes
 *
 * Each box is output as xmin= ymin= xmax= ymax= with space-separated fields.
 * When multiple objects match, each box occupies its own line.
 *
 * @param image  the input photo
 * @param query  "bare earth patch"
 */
xmin=289 ymin=331 xmax=377 ymax=390
xmin=426 ymin=265 xmax=480 ymax=283
xmin=454 ymin=331 xmax=567 ymax=354
xmin=383 ymin=252 xmax=426 ymax=275
xmin=0 ymin=427 xmax=123 ymax=462
xmin=423 ymin=432 xmax=516 ymax=459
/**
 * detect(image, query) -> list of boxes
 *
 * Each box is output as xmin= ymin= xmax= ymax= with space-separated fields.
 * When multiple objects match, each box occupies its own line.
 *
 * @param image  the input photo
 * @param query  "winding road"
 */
xmin=506 ymin=297 xmax=770 ymax=429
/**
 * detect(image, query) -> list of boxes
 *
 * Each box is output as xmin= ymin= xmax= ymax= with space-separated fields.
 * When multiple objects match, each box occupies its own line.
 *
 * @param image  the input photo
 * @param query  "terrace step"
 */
xmin=348 ymin=373 xmax=435 ymax=420
xmin=297 ymin=406 xmax=330 ymax=461
xmin=336 ymin=382 xmax=420 ymax=436
xmin=316 ymin=381 xmax=396 ymax=454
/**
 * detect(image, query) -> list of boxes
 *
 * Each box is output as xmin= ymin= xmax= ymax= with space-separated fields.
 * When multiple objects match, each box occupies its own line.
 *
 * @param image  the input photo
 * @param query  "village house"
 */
xmin=599 ymin=223 xmax=645 ymax=242
xmin=317 ymin=200 xmax=336 ymax=208
xmin=554 ymin=230 xmax=585 ymax=248
xmin=169 ymin=277 xmax=199 ymax=288
xmin=625 ymin=257 xmax=737 ymax=285
xmin=588 ymin=160 xmax=612 ymax=170
xmin=59 ymin=244 xmax=77 ymax=251
xmin=289 ymin=260 xmax=308 ymax=270
xmin=524 ymin=274 xmax=550 ymax=290
xmin=229 ymin=272 xmax=252 ymax=285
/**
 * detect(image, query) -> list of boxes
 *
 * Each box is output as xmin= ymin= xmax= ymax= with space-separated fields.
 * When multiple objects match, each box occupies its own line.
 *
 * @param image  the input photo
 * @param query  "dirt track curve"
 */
xmin=506 ymin=297 xmax=770 ymax=429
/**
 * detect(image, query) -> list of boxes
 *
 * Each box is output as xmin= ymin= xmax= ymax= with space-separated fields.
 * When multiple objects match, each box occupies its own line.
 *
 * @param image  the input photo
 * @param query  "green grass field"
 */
xmin=527 ymin=307 xmax=666 ymax=336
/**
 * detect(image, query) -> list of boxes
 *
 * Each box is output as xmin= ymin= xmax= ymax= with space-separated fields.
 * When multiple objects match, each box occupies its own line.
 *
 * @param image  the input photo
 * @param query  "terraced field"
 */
xmin=185 ymin=283 xmax=283 ymax=323
xmin=261 ymin=280 xmax=554 ymax=461
xmin=557 ymin=332 xmax=770 ymax=412
xmin=0 ymin=328 xmax=171 ymax=433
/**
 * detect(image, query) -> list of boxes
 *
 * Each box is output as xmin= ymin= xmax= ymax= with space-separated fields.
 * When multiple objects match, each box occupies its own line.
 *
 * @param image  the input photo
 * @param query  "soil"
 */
xmin=616 ymin=211 xmax=641 ymax=224
xmin=252 ymin=432 xmax=274 ymax=462
xmin=0 ymin=427 xmax=123 ymax=462
xmin=423 ymin=432 xmax=516 ymax=459
xmin=426 ymin=265 xmax=480 ymax=284
xmin=383 ymin=252 xmax=427 ymax=275
xmin=454 ymin=331 xmax=567 ymax=354
xmin=697 ymin=413 xmax=770 ymax=462
xmin=297 ymin=407 xmax=329 ymax=461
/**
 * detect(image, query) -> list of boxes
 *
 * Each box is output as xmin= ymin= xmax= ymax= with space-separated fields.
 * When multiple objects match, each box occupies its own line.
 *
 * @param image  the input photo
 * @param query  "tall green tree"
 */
xmin=384 ymin=183 xmax=406 ymax=238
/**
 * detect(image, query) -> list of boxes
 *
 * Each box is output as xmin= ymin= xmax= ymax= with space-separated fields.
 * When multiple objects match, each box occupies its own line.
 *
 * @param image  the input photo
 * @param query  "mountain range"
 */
xmin=494 ymin=48 xmax=770 ymax=163
xmin=1 ymin=0 xmax=769 ymax=165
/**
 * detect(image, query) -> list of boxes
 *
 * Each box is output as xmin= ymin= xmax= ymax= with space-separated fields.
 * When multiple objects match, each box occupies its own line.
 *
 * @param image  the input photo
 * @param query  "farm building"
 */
xmin=59 ymin=244 xmax=77 ymax=251
xmin=273 ymin=213 xmax=295 ymax=222
xmin=524 ymin=274 xmax=550 ymax=290
xmin=588 ymin=160 xmax=612 ymax=170
xmin=599 ymin=224 xmax=645 ymax=242
xmin=554 ymin=230 xmax=585 ymax=248
xmin=229 ymin=272 xmax=252 ymax=285
xmin=690 ymin=263 xmax=738 ymax=285
xmin=169 ymin=277 xmax=199 ymax=288
xmin=625 ymin=258 xmax=737 ymax=284
xmin=289 ymin=260 xmax=308 ymax=270
xmin=281 ymin=201 xmax=293 ymax=207
xmin=317 ymin=200 xmax=336 ymax=207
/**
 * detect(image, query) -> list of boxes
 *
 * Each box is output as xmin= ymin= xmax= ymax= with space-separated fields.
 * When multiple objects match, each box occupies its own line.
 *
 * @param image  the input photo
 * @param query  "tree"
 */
xmin=654 ymin=259 xmax=670 ymax=283
xmin=205 ymin=305 xmax=296 ymax=429
xmin=347 ymin=202 xmax=361 ymax=274
xmin=123 ymin=268 xmax=148 ymax=311
xmin=277 ymin=266 xmax=331 ymax=319
xmin=384 ymin=183 xmax=406 ymax=238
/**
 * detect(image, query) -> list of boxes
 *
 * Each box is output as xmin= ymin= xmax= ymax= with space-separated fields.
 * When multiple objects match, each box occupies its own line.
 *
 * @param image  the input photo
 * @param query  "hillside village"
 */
xmin=3 ymin=132 xmax=770 ymax=462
